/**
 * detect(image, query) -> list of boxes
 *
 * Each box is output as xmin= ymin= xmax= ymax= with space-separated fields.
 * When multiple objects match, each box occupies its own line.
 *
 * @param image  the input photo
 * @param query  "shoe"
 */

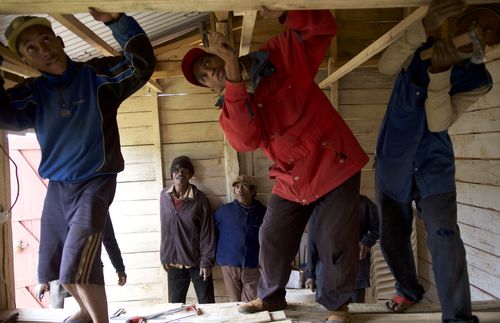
xmin=326 ymin=304 xmax=349 ymax=323
xmin=386 ymin=295 xmax=417 ymax=312
xmin=238 ymin=297 xmax=287 ymax=314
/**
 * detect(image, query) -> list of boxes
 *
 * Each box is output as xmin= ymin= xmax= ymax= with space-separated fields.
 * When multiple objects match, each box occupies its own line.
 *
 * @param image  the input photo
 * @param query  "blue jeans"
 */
xmin=376 ymin=186 xmax=478 ymax=323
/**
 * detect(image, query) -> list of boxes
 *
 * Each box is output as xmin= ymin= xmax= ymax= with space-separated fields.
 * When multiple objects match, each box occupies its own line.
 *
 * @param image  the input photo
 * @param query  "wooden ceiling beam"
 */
xmin=50 ymin=13 xmax=162 ymax=91
xmin=0 ymin=0 xmax=495 ymax=14
xmin=152 ymin=60 xmax=182 ymax=78
xmin=154 ymin=30 xmax=202 ymax=57
xmin=238 ymin=11 xmax=257 ymax=57
xmin=319 ymin=6 xmax=428 ymax=88
xmin=0 ymin=46 xmax=40 ymax=78
xmin=51 ymin=13 xmax=120 ymax=56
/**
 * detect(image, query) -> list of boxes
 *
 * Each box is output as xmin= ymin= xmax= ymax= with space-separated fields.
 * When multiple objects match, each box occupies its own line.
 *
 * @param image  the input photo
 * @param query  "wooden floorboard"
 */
xmin=2 ymin=300 xmax=499 ymax=322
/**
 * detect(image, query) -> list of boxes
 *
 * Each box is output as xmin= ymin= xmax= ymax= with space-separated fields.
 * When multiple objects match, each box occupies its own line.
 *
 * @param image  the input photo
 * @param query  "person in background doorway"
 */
xmin=375 ymin=1 xmax=498 ymax=321
xmin=1 ymin=8 xmax=155 ymax=323
xmin=159 ymin=156 xmax=216 ymax=304
xmin=214 ymin=175 xmax=266 ymax=302
xmin=305 ymin=195 xmax=380 ymax=303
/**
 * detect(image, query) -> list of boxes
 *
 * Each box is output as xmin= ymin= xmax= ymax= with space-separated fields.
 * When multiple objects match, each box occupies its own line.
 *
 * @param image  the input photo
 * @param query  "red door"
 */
xmin=9 ymin=134 xmax=49 ymax=308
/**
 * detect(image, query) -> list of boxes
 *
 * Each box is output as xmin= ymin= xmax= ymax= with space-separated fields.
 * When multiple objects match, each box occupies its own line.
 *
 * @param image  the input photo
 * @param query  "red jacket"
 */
xmin=220 ymin=10 xmax=368 ymax=204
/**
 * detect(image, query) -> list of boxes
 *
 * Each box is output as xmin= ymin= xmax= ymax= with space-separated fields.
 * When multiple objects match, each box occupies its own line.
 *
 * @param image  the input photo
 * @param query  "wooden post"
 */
xmin=0 ymin=132 xmax=15 ymax=310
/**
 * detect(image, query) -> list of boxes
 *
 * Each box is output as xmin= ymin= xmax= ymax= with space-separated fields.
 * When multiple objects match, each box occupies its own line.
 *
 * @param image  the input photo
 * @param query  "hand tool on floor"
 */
xmin=110 ymin=308 xmax=125 ymax=319
xmin=166 ymin=304 xmax=202 ymax=322
xmin=420 ymin=26 xmax=485 ymax=62
xmin=124 ymin=305 xmax=186 ymax=323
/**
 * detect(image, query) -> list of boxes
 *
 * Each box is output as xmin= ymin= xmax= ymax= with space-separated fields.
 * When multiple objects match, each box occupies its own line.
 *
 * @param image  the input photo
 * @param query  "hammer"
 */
xmin=420 ymin=26 xmax=485 ymax=63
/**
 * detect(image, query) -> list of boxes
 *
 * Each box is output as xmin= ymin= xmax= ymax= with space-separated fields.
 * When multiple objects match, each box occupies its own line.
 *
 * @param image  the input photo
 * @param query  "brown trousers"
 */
xmin=220 ymin=265 xmax=260 ymax=302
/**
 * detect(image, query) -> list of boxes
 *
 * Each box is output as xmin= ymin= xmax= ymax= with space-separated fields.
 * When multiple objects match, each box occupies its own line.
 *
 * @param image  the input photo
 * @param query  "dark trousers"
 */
xmin=167 ymin=266 xmax=215 ymax=304
xmin=377 ymin=186 xmax=478 ymax=323
xmin=352 ymin=289 xmax=365 ymax=303
xmin=258 ymin=172 xmax=360 ymax=311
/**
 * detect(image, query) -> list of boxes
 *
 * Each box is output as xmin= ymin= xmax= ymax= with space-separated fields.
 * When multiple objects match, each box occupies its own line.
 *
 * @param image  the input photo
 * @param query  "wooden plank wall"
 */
xmin=102 ymin=87 xmax=165 ymax=307
xmin=416 ymin=58 xmax=500 ymax=303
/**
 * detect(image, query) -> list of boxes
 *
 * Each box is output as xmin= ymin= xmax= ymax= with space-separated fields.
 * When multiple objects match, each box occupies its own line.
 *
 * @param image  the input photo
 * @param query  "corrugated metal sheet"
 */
xmin=0 ymin=12 xmax=208 ymax=61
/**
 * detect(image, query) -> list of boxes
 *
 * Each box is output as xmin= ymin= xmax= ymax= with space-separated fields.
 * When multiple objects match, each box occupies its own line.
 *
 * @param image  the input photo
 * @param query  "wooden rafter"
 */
xmin=0 ymin=0 xmax=496 ymax=13
xmin=0 ymin=46 xmax=40 ymax=78
xmin=154 ymin=30 xmax=202 ymax=57
xmin=51 ymin=14 xmax=120 ymax=56
xmin=319 ymin=6 xmax=428 ymax=88
xmin=237 ymin=11 xmax=257 ymax=57
xmin=50 ymin=13 xmax=162 ymax=92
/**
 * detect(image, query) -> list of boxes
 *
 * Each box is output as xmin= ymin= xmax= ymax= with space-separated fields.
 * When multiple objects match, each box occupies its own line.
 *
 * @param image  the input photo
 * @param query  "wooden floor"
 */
xmin=1 ymin=300 xmax=499 ymax=323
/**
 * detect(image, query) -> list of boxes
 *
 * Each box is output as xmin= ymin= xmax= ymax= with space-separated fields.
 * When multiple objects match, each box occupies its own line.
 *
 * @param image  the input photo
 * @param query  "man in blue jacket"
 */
xmin=376 ymin=1 xmax=497 ymax=322
xmin=1 ymin=8 xmax=155 ymax=323
xmin=214 ymin=175 xmax=266 ymax=302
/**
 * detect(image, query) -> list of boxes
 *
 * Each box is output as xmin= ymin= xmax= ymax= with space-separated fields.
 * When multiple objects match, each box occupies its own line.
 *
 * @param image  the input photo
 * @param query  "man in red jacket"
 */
xmin=181 ymin=8 xmax=368 ymax=322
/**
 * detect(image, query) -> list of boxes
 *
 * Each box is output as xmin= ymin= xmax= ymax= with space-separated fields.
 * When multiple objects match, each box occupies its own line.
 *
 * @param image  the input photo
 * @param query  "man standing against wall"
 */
xmin=0 ymin=8 xmax=155 ymax=323
xmin=376 ymin=1 xmax=497 ymax=322
xmin=181 ymin=8 xmax=368 ymax=322
xmin=214 ymin=175 xmax=266 ymax=302
xmin=160 ymin=156 xmax=216 ymax=304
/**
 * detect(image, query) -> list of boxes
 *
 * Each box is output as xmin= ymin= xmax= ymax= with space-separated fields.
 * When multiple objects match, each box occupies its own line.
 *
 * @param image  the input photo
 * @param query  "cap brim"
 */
xmin=8 ymin=17 xmax=51 ymax=52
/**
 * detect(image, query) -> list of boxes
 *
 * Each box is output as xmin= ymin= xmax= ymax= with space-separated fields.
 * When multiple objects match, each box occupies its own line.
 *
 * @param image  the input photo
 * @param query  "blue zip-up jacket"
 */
xmin=376 ymin=40 xmax=492 ymax=203
xmin=214 ymin=199 xmax=266 ymax=268
xmin=0 ymin=14 xmax=156 ymax=182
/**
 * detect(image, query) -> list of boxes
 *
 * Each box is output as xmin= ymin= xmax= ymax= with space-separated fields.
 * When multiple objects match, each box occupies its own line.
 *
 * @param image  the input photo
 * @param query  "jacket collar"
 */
xmin=41 ymin=56 xmax=75 ymax=86
xmin=167 ymin=184 xmax=194 ymax=200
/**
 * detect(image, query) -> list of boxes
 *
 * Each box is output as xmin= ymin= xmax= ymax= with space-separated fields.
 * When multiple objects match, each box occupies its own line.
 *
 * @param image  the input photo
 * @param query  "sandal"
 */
xmin=386 ymin=295 xmax=416 ymax=312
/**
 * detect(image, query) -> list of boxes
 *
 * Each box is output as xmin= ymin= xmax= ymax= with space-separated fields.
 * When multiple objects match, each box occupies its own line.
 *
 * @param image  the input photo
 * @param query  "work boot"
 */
xmin=238 ymin=297 xmax=287 ymax=314
xmin=326 ymin=304 xmax=350 ymax=323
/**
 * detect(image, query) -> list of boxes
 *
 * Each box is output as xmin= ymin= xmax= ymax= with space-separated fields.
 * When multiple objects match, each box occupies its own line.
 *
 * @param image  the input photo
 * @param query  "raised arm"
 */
xmin=89 ymin=8 xmax=156 ymax=100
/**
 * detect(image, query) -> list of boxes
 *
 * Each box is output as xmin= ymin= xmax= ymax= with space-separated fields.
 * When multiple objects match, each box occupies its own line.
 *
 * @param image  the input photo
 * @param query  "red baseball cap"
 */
xmin=182 ymin=47 xmax=209 ymax=86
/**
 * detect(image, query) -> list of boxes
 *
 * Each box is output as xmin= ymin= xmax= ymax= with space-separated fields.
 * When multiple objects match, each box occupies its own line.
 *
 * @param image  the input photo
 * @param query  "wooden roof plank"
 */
xmin=0 ymin=46 xmax=40 ymax=78
xmin=50 ymin=13 xmax=120 ymax=56
xmin=239 ymin=11 xmax=257 ymax=57
xmin=50 ymin=13 xmax=162 ymax=92
xmin=0 ymin=0 xmax=496 ymax=14
xmin=319 ymin=6 xmax=428 ymax=88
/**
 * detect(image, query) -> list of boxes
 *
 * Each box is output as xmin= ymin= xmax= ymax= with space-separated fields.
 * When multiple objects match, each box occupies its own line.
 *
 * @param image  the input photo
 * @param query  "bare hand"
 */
xmin=423 ymin=0 xmax=466 ymax=35
xmin=35 ymin=283 xmax=49 ymax=300
xmin=199 ymin=267 xmax=212 ymax=281
xmin=89 ymin=7 xmax=121 ymax=24
xmin=305 ymin=278 xmax=316 ymax=292
xmin=359 ymin=242 xmax=371 ymax=260
xmin=259 ymin=6 xmax=285 ymax=20
xmin=430 ymin=39 xmax=462 ymax=73
xmin=205 ymin=32 xmax=237 ymax=63
xmin=117 ymin=272 xmax=127 ymax=286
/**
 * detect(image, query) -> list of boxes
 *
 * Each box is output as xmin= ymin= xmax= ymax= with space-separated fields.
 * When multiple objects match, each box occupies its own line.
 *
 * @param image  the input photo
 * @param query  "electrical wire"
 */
xmin=0 ymin=142 xmax=20 ymax=215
